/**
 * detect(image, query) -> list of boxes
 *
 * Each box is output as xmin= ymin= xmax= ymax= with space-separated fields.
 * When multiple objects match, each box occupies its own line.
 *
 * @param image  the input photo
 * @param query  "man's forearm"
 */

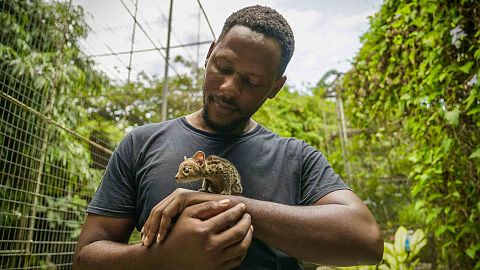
xmin=73 ymin=241 xmax=158 ymax=270
xmin=228 ymin=193 xmax=383 ymax=265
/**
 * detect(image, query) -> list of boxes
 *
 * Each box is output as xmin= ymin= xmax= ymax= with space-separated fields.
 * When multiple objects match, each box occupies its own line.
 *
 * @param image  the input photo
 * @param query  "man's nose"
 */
xmin=219 ymin=75 xmax=242 ymax=98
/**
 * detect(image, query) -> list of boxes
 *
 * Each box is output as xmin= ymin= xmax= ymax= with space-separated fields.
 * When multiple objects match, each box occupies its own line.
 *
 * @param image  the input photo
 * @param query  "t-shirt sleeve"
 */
xmin=86 ymin=132 xmax=137 ymax=217
xmin=300 ymin=142 xmax=351 ymax=205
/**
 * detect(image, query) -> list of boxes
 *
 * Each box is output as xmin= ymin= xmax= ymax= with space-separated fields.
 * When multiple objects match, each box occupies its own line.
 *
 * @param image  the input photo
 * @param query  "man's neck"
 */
xmin=185 ymin=110 xmax=256 ymax=135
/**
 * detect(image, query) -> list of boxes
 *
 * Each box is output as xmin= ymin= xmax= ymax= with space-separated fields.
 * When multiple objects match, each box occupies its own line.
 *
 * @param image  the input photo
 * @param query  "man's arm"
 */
xmin=73 ymin=201 xmax=253 ymax=270
xmin=142 ymin=189 xmax=383 ymax=266
xmin=235 ymin=190 xmax=383 ymax=266
xmin=72 ymin=214 xmax=145 ymax=270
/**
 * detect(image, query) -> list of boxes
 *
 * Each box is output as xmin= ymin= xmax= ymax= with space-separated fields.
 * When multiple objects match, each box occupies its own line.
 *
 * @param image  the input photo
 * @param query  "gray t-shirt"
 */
xmin=87 ymin=117 xmax=349 ymax=269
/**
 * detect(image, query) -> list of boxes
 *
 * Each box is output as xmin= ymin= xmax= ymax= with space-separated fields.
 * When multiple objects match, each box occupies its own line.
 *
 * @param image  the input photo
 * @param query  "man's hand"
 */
xmin=142 ymin=188 xmax=226 ymax=245
xmin=146 ymin=200 xmax=254 ymax=269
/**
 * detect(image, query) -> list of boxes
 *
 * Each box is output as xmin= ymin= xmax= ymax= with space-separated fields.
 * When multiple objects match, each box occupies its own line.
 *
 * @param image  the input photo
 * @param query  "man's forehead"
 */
xmin=216 ymin=25 xmax=282 ymax=63
xmin=219 ymin=25 xmax=276 ymax=45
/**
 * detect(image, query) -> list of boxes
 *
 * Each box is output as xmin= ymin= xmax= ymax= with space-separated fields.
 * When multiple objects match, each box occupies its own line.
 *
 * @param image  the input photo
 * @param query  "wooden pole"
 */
xmin=161 ymin=0 xmax=173 ymax=121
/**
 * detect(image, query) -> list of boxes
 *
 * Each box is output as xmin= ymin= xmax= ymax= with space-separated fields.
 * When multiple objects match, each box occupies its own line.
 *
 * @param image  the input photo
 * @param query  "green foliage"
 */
xmin=1 ymin=0 xmax=120 ymax=267
xmin=91 ymin=56 xmax=204 ymax=132
xmin=255 ymin=85 xmax=335 ymax=150
xmin=36 ymin=194 xmax=87 ymax=239
xmin=343 ymin=0 xmax=480 ymax=267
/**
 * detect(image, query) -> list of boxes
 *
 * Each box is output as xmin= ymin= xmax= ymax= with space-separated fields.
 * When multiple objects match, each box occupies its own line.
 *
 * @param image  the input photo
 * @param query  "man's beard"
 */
xmin=202 ymin=94 xmax=252 ymax=134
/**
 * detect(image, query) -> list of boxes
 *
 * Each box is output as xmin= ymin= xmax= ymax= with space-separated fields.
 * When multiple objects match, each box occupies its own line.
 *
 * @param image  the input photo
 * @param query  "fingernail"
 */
xmin=141 ymin=235 xmax=145 ymax=243
xmin=250 ymin=225 xmax=254 ymax=232
xmin=239 ymin=203 xmax=246 ymax=209
xmin=219 ymin=199 xmax=230 ymax=205
xmin=156 ymin=233 xmax=161 ymax=243
xmin=145 ymin=236 xmax=148 ymax=245
xmin=141 ymin=227 xmax=144 ymax=234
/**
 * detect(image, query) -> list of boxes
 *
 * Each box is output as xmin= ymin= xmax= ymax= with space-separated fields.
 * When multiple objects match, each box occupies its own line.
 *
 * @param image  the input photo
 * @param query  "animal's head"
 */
xmin=175 ymin=151 xmax=206 ymax=183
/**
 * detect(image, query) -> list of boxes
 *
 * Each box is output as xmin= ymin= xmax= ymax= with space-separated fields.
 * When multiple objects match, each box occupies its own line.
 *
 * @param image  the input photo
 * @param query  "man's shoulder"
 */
xmin=254 ymin=124 xmax=308 ymax=153
xmin=129 ymin=118 xmax=180 ymax=137
xmin=124 ymin=118 xmax=182 ymax=148
xmin=255 ymin=124 xmax=305 ymax=145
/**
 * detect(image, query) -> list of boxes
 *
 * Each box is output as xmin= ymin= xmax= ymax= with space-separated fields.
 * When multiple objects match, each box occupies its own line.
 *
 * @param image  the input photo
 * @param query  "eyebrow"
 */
xmin=214 ymin=54 xmax=265 ymax=81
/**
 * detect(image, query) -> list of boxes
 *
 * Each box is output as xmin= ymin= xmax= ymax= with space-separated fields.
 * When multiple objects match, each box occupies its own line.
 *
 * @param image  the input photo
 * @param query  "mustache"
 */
xmin=208 ymin=95 xmax=239 ymax=109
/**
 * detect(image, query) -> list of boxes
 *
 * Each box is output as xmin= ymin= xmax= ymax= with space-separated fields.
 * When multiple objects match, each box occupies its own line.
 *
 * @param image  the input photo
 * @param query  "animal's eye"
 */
xmin=183 ymin=167 xmax=190 ymax=174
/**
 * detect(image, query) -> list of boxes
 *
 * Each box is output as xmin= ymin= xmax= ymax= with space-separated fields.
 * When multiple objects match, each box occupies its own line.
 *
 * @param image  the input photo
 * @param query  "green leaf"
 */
xmin=34 ymin=76 xmax=47 ymax=89
xmin=444 ymin=108 xmax=460 ymax=126
xmin=442 ymin=138 xmax=453 ymax=153
xmin=466 ymin=245 xmax=477 ymax=259
xmin=475 ymin=48 xmax=480 ymax=60
xmin=459 ymin=61 xmax=474 ymax=74
xmin=426 ymin=211 xmax=438 ymax=224
xmin=469 ymin=147 xmax=480 ymax=159
xmin=423 ymin=34 xmax=435 ymax=48
xmin=411 ymin=229 xmax=427 ymax=256
xmin=400 ymin=93 xmax=411 ymax=100
xmin=435 ymin=225 xmax=447 ymax=237
xmin=394 ymin=226 xmax=407 ymax=259
xmin=425 ymin=3 xmax=436 ymax=14
xmin=415 ymin=200 xmax=425 ymax=211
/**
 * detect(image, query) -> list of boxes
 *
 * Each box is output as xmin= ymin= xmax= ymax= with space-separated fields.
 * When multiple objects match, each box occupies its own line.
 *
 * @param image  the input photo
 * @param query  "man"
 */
xmin=73 ymin=5 xmax=383 ymax=270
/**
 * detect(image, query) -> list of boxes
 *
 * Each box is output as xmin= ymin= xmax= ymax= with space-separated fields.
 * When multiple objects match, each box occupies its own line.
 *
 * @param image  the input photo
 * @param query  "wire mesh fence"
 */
xmin=1 ymin=0 xmax=114 ymax=268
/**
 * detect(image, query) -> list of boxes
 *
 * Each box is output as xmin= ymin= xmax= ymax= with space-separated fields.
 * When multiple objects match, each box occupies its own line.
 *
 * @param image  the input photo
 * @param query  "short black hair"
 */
xmin=219 ymin=5 xmax=295 ymax=76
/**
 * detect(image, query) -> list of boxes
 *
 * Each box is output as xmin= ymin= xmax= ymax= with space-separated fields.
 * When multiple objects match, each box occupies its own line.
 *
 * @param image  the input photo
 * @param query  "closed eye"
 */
xmin=214 ymin=60 xmax=233 ymax=75
xmin=218 ymin=66 xmax=232 ymax=75
xmin=244 ymin=78 xmax=257 ymax=87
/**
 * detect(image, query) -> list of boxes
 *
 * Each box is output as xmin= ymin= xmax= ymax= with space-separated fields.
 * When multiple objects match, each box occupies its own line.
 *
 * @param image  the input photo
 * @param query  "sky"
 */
xmin=74 ymin=0 xmax=383 ymax=90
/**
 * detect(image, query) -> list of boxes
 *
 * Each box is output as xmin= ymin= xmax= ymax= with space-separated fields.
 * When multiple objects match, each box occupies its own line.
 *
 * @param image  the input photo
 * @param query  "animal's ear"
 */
xmin=192 ymin=151 xmax=205 ymax=166
xmin=184 ymin=156 xmax=187 ymax=161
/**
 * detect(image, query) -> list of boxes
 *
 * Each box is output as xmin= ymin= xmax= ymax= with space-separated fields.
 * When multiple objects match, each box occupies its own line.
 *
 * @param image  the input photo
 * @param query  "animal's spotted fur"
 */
xmin=175 ymin=151 xmax=242 ymax=195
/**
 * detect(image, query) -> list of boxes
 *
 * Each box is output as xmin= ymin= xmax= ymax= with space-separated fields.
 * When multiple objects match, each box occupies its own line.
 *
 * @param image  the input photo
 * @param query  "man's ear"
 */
xmin=205 ymin=41 xmax=216 ymax=67
xmin=192 ymin=151 xmax=205 ymax=166
xmin=268 ymin=75 xmax=287 ymax=99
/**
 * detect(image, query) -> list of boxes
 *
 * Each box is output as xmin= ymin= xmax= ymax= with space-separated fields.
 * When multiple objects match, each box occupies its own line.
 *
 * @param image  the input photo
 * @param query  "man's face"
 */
xmin=202 ymin=25 xmax=286 ymax=134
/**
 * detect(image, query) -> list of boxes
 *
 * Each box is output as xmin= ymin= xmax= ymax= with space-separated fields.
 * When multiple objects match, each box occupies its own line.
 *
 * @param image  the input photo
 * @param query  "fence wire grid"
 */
xmin=0 ymin=0 xmax=114 ymax=269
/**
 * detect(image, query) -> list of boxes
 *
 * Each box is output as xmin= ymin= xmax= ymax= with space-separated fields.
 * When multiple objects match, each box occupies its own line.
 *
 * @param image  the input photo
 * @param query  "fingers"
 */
xmin=182 ymin=199 xmax=233 ymax=220
xmin=190 ymin=199 xmax=233 ymax=220
xmin=156 ymin=197 xmax=188 ymax=243
xmin=214 ymin=212 xmax=252 ymax=250
xmin=156 ymin=199 xmax=233 ymax=243
xmin=142 ymin=189 xmax=198 ymax=246
xmin=141 ymin=195 xmax=175 ymax=246
xmin=220 ymin=223 xmax=254 ymax=269
xmin=204 ymin=203 xmax=246 ymax=233
xmin=142 ymin=194 xmax=232 ymax=246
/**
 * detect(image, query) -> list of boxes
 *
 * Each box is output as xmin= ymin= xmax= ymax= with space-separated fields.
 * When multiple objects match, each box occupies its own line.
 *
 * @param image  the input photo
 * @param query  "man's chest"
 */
xmin=134 ymin=143 xmax=302 ymax=228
